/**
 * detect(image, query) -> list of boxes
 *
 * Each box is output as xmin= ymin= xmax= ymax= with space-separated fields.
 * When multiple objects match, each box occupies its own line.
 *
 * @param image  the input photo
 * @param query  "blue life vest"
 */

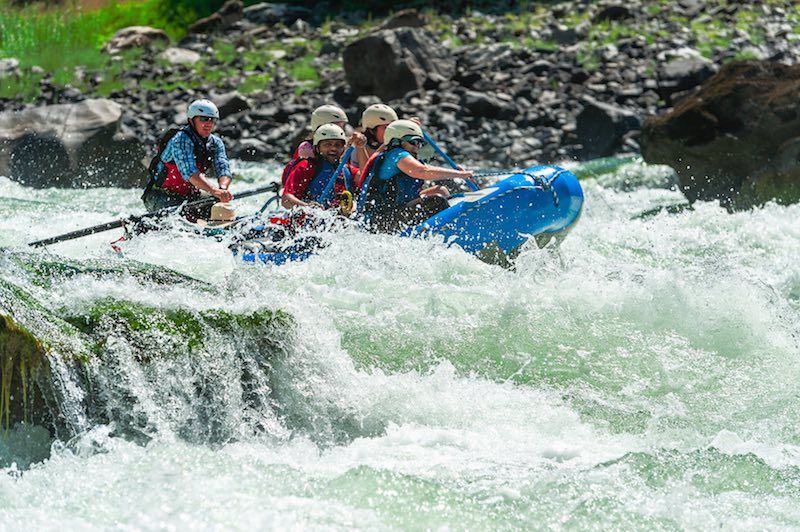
xmin=358 ymin=147 xmax=421 ymax=215
xmin=302 ymin=159 xmax=353 ymax=206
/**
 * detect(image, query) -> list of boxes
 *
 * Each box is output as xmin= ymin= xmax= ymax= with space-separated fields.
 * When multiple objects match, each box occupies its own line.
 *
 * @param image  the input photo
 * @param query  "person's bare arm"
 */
xmin=397 ymin=157 xmax=473 ymax=181
xmin=189 ymin=172 xmax=232 ymax=202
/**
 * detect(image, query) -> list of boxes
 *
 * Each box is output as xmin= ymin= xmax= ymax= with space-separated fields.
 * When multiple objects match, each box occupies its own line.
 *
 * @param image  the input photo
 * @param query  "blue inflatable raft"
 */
xmin=235 ymin=164 xmax=583 ymax=265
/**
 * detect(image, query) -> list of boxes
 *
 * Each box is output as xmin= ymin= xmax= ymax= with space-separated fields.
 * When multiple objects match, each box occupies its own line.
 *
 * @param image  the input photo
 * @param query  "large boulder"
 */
xmin=378 ymin=8 xmax=426 ymax=30
xmin=343 ymin=28 xmax=456 ymax=101
xmin=188 ymin=0 xmax=243 ymax=34
xmin=214 ymin=91 xmax=251 ymax=118
xmin=657 ymin=54 xmax=717 ymax=103
xmin=101 ymin=26 xmax=169 ymax=55
xmin=575 ymin=96 xmax=642 ymax=159
xmin=460 ymin=90 xmax=517 ymax=120
xmin=159 ymin=47 xmax=202 ymax=66
xmin=641 ymin=61 xmax=800 ymax=209
xmin=242 ymin=2 xmax=311 ymax=26
xmin=0 ymin=99 xmax=147 ymax=188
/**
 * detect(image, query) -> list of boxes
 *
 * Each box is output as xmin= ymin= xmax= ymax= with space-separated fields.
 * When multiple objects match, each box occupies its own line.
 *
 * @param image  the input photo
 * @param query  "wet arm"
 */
xmin=397 ymin=156 xmax=472 ymax=181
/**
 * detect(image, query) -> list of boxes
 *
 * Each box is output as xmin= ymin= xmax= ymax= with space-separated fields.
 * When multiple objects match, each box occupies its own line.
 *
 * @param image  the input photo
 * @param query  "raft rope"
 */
xmin=462 ymin=168 xmax=566 ymax=207
xmin=470 ymin=169 xmax=527 ymax=179
xmin=521 ymin=169 xmax=568 ymax=208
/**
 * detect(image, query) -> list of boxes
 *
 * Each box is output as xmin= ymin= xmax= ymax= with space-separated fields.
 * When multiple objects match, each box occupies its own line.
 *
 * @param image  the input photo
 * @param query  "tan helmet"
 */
xmin=361 ymin=104 xmax=398 ymax=129
xmin=313 ymin=123 xmax=347 ymax=146
xmin=383 ymin=119 xmax=424 ymax=146
xmin=310 ymin=104 xmax=348 ymax=130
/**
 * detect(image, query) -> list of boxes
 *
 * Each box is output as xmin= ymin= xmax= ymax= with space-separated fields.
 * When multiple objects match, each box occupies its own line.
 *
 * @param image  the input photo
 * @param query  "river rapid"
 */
xmin=1 ymin=160 xmax=799 ymax=530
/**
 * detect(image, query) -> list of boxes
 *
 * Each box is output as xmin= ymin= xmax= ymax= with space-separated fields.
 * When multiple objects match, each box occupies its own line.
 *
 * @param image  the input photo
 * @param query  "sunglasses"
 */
xmin=403 ymin=137 xmax=424 ymax=147
xmin=197 ymin=116 xmax=216 ymax=123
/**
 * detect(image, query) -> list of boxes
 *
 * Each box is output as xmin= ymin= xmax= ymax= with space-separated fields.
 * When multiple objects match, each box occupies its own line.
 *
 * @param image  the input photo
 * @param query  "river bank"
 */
xmin=1 ymin=0 xmax=798 ymax=173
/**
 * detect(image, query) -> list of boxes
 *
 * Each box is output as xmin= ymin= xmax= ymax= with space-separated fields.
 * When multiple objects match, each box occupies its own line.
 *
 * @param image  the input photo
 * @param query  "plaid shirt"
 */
xmin=158 ymin=130 xmax=231 ymax=181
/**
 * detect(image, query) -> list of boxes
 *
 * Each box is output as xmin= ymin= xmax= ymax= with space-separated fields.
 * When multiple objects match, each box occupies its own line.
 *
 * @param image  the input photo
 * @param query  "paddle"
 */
xmin=319 ymin=145 xmax=355 ymax=207
xmin=422 ymin=132 xmax=479 ymax=191
xmin=28 ymin=183 xmax=280 ymax=248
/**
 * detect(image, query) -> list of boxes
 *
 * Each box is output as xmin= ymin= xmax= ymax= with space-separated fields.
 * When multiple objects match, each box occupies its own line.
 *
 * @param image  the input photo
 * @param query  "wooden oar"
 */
xmin=28 ymin=183 xmax=279 ymax=248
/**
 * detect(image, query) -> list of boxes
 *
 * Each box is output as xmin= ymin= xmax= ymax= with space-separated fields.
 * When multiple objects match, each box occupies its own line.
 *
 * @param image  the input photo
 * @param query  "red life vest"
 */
xmin=161 ymin=157 xmax=210 ymax=196
xmin=146 ymin=126 xmax=214 ymax=198
xmin=284 ymin=157 xmax=358 ymax=206
xmin=281 ymin=140 xmax=313 ymax=186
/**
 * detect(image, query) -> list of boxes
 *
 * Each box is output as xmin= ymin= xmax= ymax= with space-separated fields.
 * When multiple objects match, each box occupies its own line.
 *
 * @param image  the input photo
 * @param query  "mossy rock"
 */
xmin=1 ymin=249 xmax=208 ymax=290
xmin=1 ymin=250 xmax=295 ymax=450
xmin=63 ymin=298 xmax=292 ymax=362
xmin=0 ymin=314 xmax=51 ymax=432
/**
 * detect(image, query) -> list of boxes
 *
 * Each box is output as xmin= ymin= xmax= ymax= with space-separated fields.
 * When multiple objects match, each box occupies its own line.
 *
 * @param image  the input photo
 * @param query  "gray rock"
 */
xmin=593 ymin=5 xmax=633 ymax=22
xmin=0 ymin=99 xmax=146 ymax=188
xmin=214 ymin=91 xmax=251 ymax=117
xmin=189 ymin=0 xmax=243 ymax=34
xmin=242 ymin=2 xmax=311 ymax=26
xmin=522 ymin=60 xmax=554 ymax=75
xmin=101 ymin=26 xmax=169 ymax=55
xmin=159 ymin=47 xmax=202 ymax=66
xmin=377 ymin=9 xmax=426 ymax=31
xmin=575 ymin=96 xmax=642 ymax=159
xmin=552 ymin=25 xmax=579 ymax=45
xmin=460 ymin=91 xmax=516 ymax=120
xmin=0 ymin=58 xmax=20 ymax=75
xmin=232 ymin=138 xmax=273 ymax=161
xmin=343 ymin=28 xmax=456 ymax=101
xmin=657 ymin=56 xmax=716 ymax=102
xmin=251 ymin=106 xmax=279 ymax=120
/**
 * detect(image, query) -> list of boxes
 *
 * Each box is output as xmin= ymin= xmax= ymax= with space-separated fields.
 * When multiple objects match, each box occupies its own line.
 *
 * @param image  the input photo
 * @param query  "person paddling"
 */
xmin=142 ymin=99 xmax=233 ymax=221
xmin=359 ymin=120 xmax=473 ymax=233
xmin=281 ymin=124 xmax=359 ymax=210
xmin=282 ymin=104 xmax=349 ymax=185
xmin=354 ymin=103 xmax=398 ymax=169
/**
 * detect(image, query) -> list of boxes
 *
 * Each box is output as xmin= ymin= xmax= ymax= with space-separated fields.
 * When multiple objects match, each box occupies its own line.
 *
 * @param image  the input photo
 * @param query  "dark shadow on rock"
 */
xmin=641 ymin=60 xmax=800 ymax=209
xmin=9 ymin=134 xmax=71 ymax=188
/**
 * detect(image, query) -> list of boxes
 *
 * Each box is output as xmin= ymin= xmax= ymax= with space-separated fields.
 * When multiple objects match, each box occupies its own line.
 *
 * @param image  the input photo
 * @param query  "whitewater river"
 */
xmin=1 ymin=160 xmax=799 ymax=529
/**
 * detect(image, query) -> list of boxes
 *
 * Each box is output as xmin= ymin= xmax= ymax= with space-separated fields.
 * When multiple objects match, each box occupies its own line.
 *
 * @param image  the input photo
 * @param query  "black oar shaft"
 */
xmin=28 ymin=183 xmax=279 ymax=248
xmin=29 ymin=220 xmax=128 ymax=247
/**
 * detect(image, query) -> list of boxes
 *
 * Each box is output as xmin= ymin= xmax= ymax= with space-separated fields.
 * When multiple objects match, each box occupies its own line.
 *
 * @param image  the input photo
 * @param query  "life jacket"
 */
xmin=287 ymin=157 xmax=354 ymax=206
xmin=358 ymin=147 xmax=409 ymax=215
xmin=282 ymin=157 xmax=305 ymax=187
xmin=281 ymin=139 xmax=314 ymax=186
xmin=356 ymin=149 xmax=382 ymax=191
xmin=143 ymin=126 xmax=214 ymax=198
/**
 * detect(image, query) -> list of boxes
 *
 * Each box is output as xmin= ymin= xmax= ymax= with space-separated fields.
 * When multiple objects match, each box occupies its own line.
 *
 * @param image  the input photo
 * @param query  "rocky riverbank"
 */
xmin=0 ymin=0 xmax=798 ymax=190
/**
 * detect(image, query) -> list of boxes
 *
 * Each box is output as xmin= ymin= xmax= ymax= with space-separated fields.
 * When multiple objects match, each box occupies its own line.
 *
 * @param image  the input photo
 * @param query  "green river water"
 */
xmin=0 ymin=159 xmax=799 ymax=530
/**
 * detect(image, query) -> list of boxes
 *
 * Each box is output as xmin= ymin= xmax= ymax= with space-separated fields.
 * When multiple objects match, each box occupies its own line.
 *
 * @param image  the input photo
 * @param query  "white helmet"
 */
xmin=187 ymin=99 xmax=219 ymax=119
xmin=310 ymin=104 xmax=348 ymax=130
xmin=383 ymin=119 xmax=424 ymax=146
xmin=361 ymin=104 xmax=398 ymax=129
xmin=313 ymin=123 xmax=347 ymax=146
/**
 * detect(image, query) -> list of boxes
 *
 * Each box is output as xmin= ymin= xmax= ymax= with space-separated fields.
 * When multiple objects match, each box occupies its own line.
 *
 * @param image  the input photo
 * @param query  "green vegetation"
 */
xmin=0 ymin=69 xmax=44 ymax=101
xmin=0 ymin=0 xmax=174 ymax=101
xmin=0 ymin=0 xmax=181 ymax=72
xmin=63 ymin=298 xmax=292 ymax=357
xmin=1 ymin=0 xmax=798 ymax=102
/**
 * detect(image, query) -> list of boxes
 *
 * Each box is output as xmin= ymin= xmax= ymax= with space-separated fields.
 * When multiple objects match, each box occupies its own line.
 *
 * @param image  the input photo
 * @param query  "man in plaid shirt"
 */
xmin=142 ymin=99 xmax=234 ymax=221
